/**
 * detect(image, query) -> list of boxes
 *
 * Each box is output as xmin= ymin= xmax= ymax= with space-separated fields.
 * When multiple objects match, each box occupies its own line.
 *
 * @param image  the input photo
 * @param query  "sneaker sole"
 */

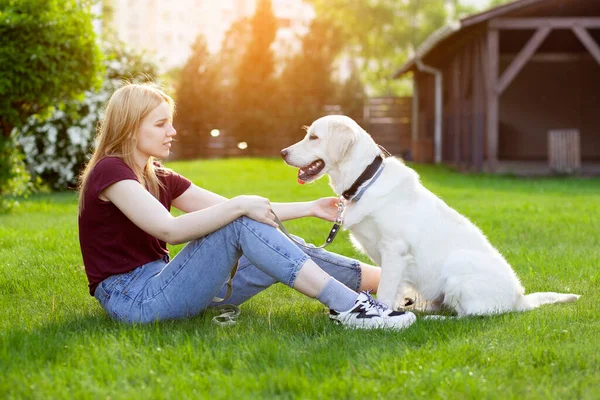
xmin=332 ymin=311 xmax=417 ymax=330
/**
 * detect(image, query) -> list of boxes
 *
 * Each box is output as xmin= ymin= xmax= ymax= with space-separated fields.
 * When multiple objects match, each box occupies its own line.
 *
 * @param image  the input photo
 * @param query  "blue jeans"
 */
xmin=94 ymin=216 xmax=362 ymax=323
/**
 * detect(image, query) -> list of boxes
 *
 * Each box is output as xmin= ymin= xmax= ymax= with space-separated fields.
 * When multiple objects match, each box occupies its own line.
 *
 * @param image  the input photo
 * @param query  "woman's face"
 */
xmin=135 ymin=101 xmax=176 ymax=163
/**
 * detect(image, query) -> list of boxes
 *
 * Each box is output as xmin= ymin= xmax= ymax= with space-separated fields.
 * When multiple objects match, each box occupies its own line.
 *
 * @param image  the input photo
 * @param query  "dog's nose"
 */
xmin=281 ymin=149 xmax=288 ymax=159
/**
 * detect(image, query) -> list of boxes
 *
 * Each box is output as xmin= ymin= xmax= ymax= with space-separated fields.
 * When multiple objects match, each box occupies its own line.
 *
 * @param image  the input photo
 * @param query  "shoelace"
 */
xmin=211 ymin=304 xmax=241 ymax=326
xmin=362 ymin=290 xmax=389 ymax=313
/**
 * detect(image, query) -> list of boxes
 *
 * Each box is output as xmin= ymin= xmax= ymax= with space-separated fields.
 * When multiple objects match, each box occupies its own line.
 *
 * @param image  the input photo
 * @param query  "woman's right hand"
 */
xmin=233 ymin=195 xmax=278 ymax=228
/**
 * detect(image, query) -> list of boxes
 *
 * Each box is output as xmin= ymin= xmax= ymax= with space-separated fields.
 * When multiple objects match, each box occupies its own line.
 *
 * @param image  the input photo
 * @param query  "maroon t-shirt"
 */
xmin=78 ymin=157 xmax=191 ymax=295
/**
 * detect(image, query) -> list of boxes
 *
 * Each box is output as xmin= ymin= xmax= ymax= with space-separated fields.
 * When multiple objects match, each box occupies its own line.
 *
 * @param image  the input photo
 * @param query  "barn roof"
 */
xmin=393 ymin=0 xmax=549 ymax=78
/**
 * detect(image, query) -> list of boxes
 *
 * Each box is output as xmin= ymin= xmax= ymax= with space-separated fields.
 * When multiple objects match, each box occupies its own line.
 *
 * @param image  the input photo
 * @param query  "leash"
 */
xmin=211 ymin=263 xmax=239 ymax=326
xmin=211 ymin=199 xmax=344 ymax=325
xmin=211 ymin=304 xmax=241 ymax=326
xmin=274 ymin=197 xmax=345 ymax=249
xmin=212 ymin=145 xmax=391 ymax=325
xmin=211 ymin=261 xmax=238 ymax=303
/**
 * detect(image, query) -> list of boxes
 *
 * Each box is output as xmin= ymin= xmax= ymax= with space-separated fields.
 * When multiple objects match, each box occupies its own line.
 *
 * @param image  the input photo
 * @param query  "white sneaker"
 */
xmin=329 ymin=291 xmax=417 ymax=330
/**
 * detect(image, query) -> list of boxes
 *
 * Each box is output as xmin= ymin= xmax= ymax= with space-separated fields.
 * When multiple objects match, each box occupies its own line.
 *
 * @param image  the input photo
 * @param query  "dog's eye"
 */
xmin=309 ymin=135 xmax=318 ymax=140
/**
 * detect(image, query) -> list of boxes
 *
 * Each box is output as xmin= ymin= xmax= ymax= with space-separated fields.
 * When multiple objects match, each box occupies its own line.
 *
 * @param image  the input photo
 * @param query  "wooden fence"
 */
xmin=363 ymin=97 xmax=412 ymax=158
xmin=170 ymin=97 xmax=412 ymax=159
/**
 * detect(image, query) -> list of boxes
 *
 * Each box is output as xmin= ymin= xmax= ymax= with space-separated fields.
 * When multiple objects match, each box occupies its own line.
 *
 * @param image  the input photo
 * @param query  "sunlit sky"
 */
xmin=107 ymin=0 xmax=498 ymax=72
xmin=462 ymin=0 xmax=492 ymax=10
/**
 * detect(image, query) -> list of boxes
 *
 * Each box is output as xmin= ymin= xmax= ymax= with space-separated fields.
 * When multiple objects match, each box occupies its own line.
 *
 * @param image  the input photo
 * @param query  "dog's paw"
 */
xmin=392 ymin=296 xmax=414 ymax=311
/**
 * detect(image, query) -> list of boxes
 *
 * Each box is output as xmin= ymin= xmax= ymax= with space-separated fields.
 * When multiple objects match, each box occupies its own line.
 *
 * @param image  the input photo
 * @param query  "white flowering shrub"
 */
xmin=18 ymin=93 xmax=106 ymax=190
xmin=16 ymin=42 xmax=159 ymax=190
xmin=0 ymin=134 xmax=33 ymax=211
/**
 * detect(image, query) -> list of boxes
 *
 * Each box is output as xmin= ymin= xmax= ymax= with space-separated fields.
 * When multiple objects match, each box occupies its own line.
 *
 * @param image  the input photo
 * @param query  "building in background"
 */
xmin=393 ymin=0 xmax=600 ymax=175
xmin=107 ymin=0 xmax=314 ymax=71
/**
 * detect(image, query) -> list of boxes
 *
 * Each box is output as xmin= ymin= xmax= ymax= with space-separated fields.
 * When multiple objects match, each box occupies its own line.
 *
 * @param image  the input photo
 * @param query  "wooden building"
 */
xmin=393 ymin=0 xmax=600 ymax=174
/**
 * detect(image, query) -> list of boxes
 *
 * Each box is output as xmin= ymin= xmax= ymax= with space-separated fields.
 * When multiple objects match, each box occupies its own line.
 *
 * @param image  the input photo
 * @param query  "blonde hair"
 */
xmin=78 ymin=82 xmax=175 ymax=213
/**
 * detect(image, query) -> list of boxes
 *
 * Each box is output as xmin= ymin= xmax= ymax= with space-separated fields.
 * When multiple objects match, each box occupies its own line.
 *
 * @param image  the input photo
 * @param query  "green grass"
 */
xmin=1 ymin=158 xmax=599 ymax=399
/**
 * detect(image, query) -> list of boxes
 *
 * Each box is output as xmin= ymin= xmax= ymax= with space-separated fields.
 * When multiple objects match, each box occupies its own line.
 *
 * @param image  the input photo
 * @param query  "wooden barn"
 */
xmin=393 ymin=0 xmax=600 ymax=174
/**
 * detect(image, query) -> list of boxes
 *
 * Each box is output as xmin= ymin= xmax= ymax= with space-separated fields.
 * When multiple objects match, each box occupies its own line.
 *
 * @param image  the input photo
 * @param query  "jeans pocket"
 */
xmin=95 ymin=280 xmax=126 ymax=321
xmin=94 ymin=281 xmax=111 ymax=309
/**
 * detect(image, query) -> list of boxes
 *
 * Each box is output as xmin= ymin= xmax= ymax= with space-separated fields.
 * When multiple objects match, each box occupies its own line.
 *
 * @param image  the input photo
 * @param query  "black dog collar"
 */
xmin=342 ymin=154 xmax=384 ymax=201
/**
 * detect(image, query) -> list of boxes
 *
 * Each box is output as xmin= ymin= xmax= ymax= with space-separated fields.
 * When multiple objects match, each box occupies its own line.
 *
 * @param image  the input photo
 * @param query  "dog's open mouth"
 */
xmin=297 ymin=159 xmax=325 ymax=184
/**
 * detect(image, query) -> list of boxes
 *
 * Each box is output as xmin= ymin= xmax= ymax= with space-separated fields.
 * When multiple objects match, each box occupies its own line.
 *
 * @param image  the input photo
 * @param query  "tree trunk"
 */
xmin=0 ymin=119 xmax=15 ymax=138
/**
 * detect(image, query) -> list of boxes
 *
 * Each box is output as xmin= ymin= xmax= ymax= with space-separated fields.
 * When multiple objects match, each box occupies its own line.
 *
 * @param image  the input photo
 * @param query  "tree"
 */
xmin=489 ymin=0 xmax=514 ymax=7
xmin=16 ymin=41 xmax=159 ymax=191
xmin=277 ymin=18 xmax=345 ymax=137
xmin=336 ymin=60 xmax=366 ymax=124
xmin=219 ymin=18 xmax=253 ymax=89
xmin=214 ymin=18 xmax=252 ymax=146
xmin=233 ymin=0 xmax=278 ymax=155
xmin=0 ymin=0 xmax=102 ymax=204
xmin=0 ymin=0 xmax=102 ymax=136
xmin=174 ymin=35 xmax=223 ymax=158
xmin=307 ymin=0 xmax=477 ymax=95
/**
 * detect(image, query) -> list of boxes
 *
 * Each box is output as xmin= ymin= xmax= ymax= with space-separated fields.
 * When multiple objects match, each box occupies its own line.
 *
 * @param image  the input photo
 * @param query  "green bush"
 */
xmin=0 ymin=135 xmax=32 ymax=211
xmin=16 ymin=42 xmax=159 ymax=191
xmin=0 ymin=0 xmax=102 ymax=206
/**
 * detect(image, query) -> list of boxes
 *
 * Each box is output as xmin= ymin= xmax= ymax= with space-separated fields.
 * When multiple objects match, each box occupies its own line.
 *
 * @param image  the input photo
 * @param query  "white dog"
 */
xmin=281 ymin=115 xmax=580 ymax=316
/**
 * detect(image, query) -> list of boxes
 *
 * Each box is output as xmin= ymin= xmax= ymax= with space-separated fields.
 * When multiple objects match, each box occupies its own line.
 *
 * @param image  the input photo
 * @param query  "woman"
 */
xmin=78 ymin=83 xmax=416 ymax=330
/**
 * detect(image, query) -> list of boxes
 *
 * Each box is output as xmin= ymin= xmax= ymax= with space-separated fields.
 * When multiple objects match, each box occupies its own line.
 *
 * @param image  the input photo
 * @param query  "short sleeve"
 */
xmin=154 ymin=162 xmax=192 ymax=200
xmin=88 ymin=157 xmax=138 ymax=199
xmin=166 ymin=169 xmax=192 ymax=199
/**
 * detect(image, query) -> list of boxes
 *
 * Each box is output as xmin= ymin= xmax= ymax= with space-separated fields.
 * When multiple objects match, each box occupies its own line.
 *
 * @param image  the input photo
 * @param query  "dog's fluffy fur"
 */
xmin=282 ymin=115 xmax=580 ymax=316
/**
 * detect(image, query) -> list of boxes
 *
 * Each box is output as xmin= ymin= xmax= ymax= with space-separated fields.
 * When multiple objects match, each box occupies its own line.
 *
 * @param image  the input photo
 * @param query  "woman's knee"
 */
xmin=233 ymin=215 xmax=270 ymax=229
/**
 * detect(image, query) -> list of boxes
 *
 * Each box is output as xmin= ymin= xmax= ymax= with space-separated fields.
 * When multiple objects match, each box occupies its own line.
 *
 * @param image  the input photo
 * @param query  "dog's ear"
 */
xmin=329 ymin=120 xmax=358 ymax=157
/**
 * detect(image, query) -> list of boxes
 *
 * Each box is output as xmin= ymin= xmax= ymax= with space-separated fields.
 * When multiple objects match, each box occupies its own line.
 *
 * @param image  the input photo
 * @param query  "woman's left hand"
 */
xmin=311 ymin=197 xmax=342 ymax=222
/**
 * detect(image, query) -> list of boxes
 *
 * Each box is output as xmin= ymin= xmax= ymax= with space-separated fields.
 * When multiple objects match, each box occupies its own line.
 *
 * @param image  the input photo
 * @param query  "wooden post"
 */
xmin=461 ymin=45 xmax=472 ymax=169
xmin=486 ymin=28 xmax=499 ymax=172
xmin=452 ymin=55 xmax=461 ymax=167
xmin=472 ymin=38 xmax=485 ymax=172
xmin=411 ymin=72 xmax=419 ymax=143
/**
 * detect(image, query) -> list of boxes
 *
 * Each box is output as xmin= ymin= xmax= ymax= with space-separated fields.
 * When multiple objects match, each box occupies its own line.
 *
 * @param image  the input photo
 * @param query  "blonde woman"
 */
xmin=78 ymin=83 xmax=416 ymax=329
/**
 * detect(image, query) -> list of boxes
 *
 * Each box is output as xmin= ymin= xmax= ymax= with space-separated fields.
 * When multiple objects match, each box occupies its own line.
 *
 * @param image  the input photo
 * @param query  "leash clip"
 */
xmin=335 ymin=197 xmax=344 ymax=224
xmin=274 ymin=197 xmax=345 ymax=249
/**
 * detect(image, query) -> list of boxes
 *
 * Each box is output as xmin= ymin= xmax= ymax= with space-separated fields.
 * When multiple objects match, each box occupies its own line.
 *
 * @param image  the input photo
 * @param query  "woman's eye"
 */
xmin=309 ymin=135 xmax=318 ymax=140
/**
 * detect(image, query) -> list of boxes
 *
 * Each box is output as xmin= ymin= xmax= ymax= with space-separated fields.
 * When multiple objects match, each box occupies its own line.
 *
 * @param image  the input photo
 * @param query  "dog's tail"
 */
xmin=515 ymin=292 xmax=580 ymax=311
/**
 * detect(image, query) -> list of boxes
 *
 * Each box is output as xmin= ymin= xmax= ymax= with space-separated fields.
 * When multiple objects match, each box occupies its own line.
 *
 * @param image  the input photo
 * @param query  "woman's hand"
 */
xmin=310 ymin=197 xmax=342 ymax=222
xmin=233 ymin=195 xmax=278 ymax=228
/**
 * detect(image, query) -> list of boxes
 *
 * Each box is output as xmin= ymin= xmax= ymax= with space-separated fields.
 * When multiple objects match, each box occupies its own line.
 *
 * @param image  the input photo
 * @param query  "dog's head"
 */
xmin=281 ymin=115 xmax=370 ymax=185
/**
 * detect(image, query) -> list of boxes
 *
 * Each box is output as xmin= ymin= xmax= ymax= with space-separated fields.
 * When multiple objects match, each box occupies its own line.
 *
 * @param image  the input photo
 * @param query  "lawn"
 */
xmin=1 ymin=158 xmax=599 ymax=399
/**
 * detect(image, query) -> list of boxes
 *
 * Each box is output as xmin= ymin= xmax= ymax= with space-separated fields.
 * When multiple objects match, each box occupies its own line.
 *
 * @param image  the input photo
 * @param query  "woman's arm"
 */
xmin=271 ymin=197 xmax=340 ymax=222
xmin=172 ymin=184 xmax=340 ymax=223
xmin=102 ymin=180 xmax=277 ymax=245
xmin=171 ymin=184 xmax=227 ymax=213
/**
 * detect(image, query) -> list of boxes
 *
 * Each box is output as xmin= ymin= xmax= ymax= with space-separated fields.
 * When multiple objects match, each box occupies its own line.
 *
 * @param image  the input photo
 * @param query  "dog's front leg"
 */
xmin=377 ymin=242 xmax=410 ymax=309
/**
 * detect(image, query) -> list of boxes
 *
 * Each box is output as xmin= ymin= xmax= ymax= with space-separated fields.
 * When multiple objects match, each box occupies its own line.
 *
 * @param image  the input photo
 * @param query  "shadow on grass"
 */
xmin=1 ymin=304 xmax=509 ymax=379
